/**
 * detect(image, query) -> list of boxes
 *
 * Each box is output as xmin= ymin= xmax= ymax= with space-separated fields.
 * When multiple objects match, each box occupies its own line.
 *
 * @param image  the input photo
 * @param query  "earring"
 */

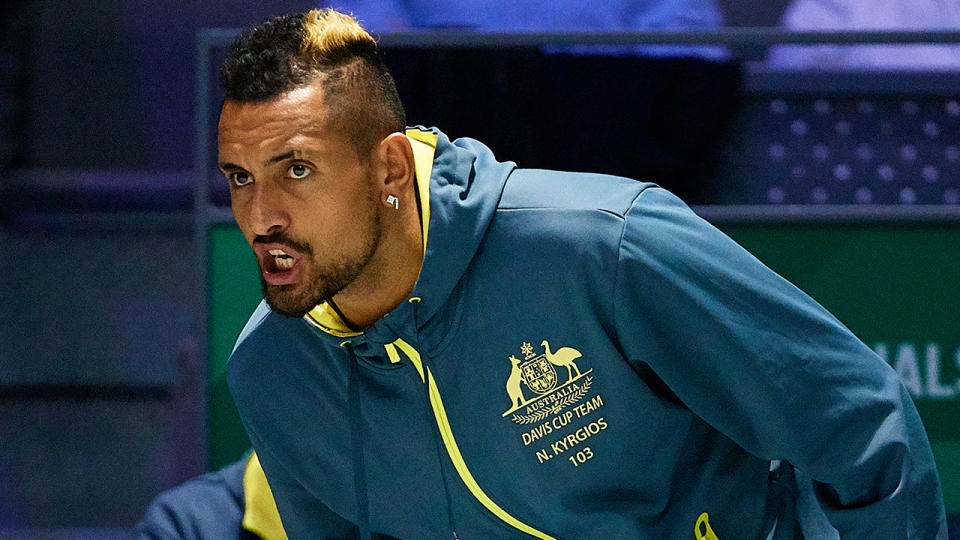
xmin=386 ymin=194 xmax=399 ymax=209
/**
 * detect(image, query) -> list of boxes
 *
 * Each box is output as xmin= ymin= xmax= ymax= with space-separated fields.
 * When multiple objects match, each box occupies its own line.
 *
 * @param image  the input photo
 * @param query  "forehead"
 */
xmin=218 ymin=85 xmax=326 ymax=131
xmin=216 ymin=78 xmax=371 ymax=169
xmin=217 ymin=80 xmax=347 ymax=162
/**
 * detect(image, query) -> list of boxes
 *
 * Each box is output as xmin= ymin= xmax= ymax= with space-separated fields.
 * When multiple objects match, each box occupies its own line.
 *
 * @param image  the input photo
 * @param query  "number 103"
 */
xmin=568 ymin=447 xmax=594 ymax=467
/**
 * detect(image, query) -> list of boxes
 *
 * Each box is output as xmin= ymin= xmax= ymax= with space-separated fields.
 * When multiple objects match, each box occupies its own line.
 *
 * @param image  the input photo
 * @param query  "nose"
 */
xmin=246 ymin=184 xmax=290 ymax=237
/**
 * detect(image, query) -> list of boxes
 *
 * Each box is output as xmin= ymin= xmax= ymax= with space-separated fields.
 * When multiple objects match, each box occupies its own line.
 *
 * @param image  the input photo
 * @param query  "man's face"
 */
xmin=218 ymin=82 xmax=383 ymax=318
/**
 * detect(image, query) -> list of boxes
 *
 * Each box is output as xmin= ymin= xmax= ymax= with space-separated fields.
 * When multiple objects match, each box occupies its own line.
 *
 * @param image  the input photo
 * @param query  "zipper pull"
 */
xmin=452 ymin=532 xmax=460 ymax=540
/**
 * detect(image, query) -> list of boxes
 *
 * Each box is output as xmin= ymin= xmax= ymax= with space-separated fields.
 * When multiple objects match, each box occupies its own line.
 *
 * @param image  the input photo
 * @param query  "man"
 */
xmin=220 ymin=9 xmax=946 ymax=539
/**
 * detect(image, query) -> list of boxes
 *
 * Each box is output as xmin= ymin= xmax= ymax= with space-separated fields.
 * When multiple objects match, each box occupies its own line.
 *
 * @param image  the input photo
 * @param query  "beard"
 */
xmin=261 ymin=214 xmax=382 ymax=319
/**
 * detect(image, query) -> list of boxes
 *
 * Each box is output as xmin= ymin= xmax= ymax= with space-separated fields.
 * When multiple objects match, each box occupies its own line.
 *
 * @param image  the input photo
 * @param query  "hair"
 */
xmin=219 ymin=9 xmax=406 ymax=156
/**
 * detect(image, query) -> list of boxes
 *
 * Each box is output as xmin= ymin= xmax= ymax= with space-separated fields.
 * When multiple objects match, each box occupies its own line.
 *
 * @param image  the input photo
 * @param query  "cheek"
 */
xmin=229 ymin=200 xmax=257 ymax=244
xmin=229 ymin=201 xmax=248 ymax=231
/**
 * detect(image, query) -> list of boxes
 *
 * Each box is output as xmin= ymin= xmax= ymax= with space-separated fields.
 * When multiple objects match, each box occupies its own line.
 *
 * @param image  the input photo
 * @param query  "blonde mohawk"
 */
xmin=300 ymin=9 xmax=376 ymax=64
xmin=220 ymin=9 xmax=404 ymax=153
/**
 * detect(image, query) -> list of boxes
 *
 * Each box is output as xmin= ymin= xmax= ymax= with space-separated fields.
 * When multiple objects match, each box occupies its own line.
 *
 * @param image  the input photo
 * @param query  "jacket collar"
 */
xmin=301 ymin=127 xmax=515 ymax=353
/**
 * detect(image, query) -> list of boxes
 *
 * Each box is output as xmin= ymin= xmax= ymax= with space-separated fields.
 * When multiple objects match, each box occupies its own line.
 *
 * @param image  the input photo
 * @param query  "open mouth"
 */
xmin=268 ymin=249 xmax=295 ymax=271
xmin=255 ymin=244 xmax=304 ymax=285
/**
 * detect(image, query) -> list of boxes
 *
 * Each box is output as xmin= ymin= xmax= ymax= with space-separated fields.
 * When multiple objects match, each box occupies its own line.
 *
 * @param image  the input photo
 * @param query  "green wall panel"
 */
xmin=208 ymin=223 xmax=260 ymax=468
xmin=723 ymin=222 xmax=960 ymax=512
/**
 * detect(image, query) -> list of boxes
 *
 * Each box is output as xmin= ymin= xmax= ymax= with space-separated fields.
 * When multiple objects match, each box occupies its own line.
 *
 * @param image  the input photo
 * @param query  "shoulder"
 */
xmin=227 ymin=301 xmax=274 ymax=392
xmin=617 ymin=185 xmax=753 ymax=266
xmin=228 ymin=301 xmax=309 ymax=378
xmin=232 ymin=300 xmax=273 ymax=354
xmin=226 ymin=302 xmax=343 ymax=419
xmin=226 ymin=301 xmax=306 ymax=406
xmin=498 ymin=168 xmax=655 ymax=218
xmin=496 ymin=170 xmax=701 ymax=249
xmin=133 ymin=460 xmax=247 ymax=539
xmin=481 ymin=171 xmax=665 ymax=276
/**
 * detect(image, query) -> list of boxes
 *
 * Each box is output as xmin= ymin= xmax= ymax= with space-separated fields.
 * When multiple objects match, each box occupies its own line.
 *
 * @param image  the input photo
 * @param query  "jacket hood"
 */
xmin=409 ymin=128 xmax=516 ymax=324
xmin=305 ymin=127 xmax=516 ymax=353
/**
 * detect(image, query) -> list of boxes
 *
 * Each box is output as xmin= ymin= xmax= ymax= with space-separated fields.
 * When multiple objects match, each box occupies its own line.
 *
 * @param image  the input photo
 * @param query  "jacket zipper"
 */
xmin=343 ymin=342 xmax=373 ymax=540
xmin=385 ymin=338 xmax=556 ymax=540
xmin=421 ymin=351 xmax=460 ymax=537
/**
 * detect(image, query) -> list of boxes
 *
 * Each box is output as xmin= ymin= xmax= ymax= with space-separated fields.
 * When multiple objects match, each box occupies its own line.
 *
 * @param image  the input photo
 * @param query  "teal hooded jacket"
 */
xmin=228 ymin=127 xmax=946 ymax=539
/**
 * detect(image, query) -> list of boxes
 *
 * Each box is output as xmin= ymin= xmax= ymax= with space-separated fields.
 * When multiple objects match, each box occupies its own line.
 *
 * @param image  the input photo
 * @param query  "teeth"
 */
xmin=267 ymin=248 xmax=295 ymax=270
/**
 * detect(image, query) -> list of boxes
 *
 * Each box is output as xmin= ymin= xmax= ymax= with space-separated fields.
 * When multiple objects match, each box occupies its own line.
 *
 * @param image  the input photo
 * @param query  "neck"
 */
xmin=329 ymin=193 xmax=424 ymax=329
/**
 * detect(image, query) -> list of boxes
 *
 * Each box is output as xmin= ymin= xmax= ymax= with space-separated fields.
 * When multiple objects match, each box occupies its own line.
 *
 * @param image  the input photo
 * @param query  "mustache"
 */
xmin=253 ymin=232 xmax=313 ymax=255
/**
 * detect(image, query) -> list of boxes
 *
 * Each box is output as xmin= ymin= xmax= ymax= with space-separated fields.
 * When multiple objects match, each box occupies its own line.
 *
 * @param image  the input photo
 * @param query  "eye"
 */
xmin=288 ymin=163 xmax=311 ymax=179
xmin=229 ymin=171 xmax=252 ymax=187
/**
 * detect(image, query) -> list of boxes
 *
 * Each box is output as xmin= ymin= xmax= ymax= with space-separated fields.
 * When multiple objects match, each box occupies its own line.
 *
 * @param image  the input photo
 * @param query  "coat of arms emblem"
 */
xmin=521 ymin=355 xmax=558 ymax=394
xmin=502 ymin=340 xmax=592 ymax=422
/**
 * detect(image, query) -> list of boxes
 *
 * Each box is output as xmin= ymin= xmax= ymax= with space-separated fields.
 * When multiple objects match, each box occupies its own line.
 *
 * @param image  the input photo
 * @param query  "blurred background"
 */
xmin=2 ymin=0 xmax=959 ymax=536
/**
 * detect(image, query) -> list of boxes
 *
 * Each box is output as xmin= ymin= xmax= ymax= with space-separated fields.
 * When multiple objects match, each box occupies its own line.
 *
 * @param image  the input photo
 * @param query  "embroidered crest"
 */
xmin=502 ymin=340 xmax=594 ymax=424
xmin=522 ymin=353 xmax=558 ymax=395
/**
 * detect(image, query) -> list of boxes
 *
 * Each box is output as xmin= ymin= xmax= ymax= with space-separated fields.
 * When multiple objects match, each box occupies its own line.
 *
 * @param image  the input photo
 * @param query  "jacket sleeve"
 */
xmin=251 ymin=439 xmax=361 ymax=540
xmin=612 ymin=187 xmax=946 ymax=539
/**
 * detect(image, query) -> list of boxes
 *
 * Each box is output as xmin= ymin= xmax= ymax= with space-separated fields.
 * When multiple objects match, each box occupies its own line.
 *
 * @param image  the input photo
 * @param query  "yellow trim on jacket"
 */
xmin=242 ymin=452 xmax=288 ymax=540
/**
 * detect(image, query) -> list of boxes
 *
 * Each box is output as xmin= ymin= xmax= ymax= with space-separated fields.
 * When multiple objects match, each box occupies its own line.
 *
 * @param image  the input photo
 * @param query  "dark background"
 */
xmin=0 ymin=0 xmax=788 ymax=173
xmin=11 ymin=0 xmax=959 ymax=535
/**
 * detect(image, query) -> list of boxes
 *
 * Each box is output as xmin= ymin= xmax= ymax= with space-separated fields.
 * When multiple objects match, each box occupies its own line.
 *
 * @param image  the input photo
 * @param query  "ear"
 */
xmin=376 ymin=132 xmax=415 ymax=205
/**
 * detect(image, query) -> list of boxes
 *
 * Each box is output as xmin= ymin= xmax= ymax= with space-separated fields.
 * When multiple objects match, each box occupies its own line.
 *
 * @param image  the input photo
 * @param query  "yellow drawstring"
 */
xmin=695 ymin=512 xmax=720 ymax=540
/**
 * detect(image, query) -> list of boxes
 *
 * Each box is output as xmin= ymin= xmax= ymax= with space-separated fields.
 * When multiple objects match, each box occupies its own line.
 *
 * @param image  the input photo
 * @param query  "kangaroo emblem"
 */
xmin=505 ymin=355 xmax=526 ymax=410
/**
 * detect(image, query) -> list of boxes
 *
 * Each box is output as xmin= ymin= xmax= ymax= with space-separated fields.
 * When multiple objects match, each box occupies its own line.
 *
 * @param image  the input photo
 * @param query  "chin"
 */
xmin=261 ymin=282 xmax=317 ymax=319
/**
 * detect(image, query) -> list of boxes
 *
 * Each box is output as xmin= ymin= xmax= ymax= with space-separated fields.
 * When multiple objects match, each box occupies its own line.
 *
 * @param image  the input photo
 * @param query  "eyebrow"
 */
xmin=265 ymin=151 xmax=296 ymax=165
xmin=218 ymin=162 xmax=243 ymax=172
xmin=218 ymin=151 xmax=297 ymax=173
